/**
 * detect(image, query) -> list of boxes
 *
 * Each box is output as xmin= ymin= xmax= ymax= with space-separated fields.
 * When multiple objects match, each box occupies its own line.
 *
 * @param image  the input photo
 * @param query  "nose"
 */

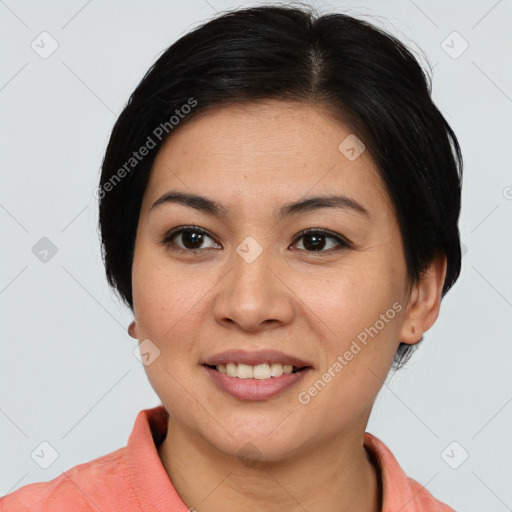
xmin=213 ymin=245 xmax=295 ymax=332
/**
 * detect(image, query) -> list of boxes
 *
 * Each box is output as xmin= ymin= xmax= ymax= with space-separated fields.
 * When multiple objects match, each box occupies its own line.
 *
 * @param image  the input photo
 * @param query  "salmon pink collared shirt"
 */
xmin=0 ymin=406 xmax=455 ymax=511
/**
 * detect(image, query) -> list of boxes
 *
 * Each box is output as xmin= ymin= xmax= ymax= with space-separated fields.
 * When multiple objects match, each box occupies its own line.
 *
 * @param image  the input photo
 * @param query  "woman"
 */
xmin=1 ymin=4 xmax=462 ymax=511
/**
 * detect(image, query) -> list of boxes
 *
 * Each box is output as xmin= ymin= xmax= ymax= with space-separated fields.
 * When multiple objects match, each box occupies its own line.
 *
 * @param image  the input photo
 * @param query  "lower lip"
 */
xmin=202 ymin=365 xmax=311 ymax=401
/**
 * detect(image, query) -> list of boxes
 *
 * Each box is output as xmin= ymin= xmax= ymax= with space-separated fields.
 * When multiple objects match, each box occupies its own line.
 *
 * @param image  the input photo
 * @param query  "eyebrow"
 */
xmin=150 ymin=191 xmax=369 ymax=220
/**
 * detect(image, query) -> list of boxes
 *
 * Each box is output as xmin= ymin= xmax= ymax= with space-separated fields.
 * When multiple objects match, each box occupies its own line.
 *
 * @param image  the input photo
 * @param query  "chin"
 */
xmin=197 ymin=418 xmax=308 ymax=464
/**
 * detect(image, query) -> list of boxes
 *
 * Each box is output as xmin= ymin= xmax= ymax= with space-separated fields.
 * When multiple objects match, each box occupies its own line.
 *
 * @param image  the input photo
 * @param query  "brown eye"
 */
xmin=179 ymin=230 xmax=206 ymax=249
xmin=162 ymin=227 xmax=221 ymax=252
xmin=292 ymin=229 xmax=351 ymax=252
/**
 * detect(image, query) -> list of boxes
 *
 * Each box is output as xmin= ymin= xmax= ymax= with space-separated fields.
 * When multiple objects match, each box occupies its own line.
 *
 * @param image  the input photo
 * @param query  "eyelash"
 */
xmin=160 ymin=225 xmax=352 ymax=255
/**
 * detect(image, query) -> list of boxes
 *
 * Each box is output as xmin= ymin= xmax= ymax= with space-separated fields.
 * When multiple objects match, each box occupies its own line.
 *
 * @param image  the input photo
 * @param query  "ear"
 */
xmin=399 ymin=254 xmax=447 ymax=345
xmin=128 ymin=320 xmax=139 ymax=339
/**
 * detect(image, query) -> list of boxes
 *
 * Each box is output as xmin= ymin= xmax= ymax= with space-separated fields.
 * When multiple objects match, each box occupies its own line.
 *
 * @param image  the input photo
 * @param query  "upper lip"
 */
xmin=202 ymin=349 xmax=313 ymax=368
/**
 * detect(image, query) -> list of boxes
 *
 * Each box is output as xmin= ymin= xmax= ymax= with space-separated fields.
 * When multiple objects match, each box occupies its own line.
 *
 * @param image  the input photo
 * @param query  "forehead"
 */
xmin=142 ymin=101 xmax=391 ymax=217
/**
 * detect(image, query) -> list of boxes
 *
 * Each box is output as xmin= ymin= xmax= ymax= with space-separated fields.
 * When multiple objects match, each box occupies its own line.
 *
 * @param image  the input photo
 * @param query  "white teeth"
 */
xmin=213 ymin=362 xmax=301 ymax=380
xmin=283 ymin=365 xmax=293 ymax=374
xmin=226 ymin=363 xmax=238 ymax=377
xmin=237 ymin=363 xmax=253 ymax=379
xmin=270 ymin=363 xmax=283 ymax=377
xmin=253 ymin=363 xmax=271 ymax=380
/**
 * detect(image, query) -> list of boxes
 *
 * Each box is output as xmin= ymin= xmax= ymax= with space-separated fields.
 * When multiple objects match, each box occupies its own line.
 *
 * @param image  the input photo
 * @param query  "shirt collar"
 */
xmin=364 ymin=432 xmax=423 ymax=512
xmin=126 ymin=405 xmax=189 ymax=511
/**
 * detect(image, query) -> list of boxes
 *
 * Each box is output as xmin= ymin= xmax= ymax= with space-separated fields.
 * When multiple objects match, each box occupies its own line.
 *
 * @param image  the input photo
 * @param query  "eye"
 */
xmin=161 ymin=226 xmax=351 ymax=254
xmin=161 ymin=226 xmax=221 ymax=252
xmin=291 ymin=228 xmax=351 ymax=252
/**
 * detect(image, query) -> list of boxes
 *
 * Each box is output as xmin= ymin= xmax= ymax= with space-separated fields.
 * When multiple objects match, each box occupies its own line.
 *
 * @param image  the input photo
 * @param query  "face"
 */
xmin=131 ymin=101 xmax=413 ymax=461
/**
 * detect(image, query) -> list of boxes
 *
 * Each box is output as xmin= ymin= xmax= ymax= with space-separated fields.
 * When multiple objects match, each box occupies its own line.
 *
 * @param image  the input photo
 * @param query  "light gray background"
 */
xmin=1 ymin=0 xmax=511 ymax=510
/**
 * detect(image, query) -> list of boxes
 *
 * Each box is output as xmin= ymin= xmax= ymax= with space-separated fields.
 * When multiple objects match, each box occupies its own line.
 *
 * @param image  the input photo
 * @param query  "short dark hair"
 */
xmin=98 ymin=4 xmax=462 ymax=368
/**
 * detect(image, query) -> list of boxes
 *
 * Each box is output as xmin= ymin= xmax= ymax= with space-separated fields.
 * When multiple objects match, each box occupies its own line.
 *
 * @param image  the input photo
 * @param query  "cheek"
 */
xmin=294 ymin=262 xmax=403 ymax=340
xmin=131 ymin=247 xmax=203 ymax=346
xmin=294 ymin=277 xmax=402 ymax=429
xmin=131 ymin=256 xmax=209 ymax=405
xmin=292 ymin=261 xmax=404 ymax=390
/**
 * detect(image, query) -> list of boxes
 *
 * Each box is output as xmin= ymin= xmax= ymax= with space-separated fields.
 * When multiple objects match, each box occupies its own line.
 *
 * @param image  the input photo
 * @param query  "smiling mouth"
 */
xmin=203 ymin=362 xmax=311 ymax=380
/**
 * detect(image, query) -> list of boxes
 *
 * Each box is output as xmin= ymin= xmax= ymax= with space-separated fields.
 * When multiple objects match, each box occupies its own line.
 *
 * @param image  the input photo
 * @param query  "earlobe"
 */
xmin=128 ymin=320 xmax=138 ymax=339
xmin=399 ymin=255 xmax=447 ymax=345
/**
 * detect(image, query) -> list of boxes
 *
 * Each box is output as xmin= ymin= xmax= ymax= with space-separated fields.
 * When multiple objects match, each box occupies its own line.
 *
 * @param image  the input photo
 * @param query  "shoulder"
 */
xmin=406 ymin=477 xmax=456 ymax=511
xmin=0 ymin=447 xmax=133 ymax=511
xmin=1 ymin=406 xmax=177 ymax=512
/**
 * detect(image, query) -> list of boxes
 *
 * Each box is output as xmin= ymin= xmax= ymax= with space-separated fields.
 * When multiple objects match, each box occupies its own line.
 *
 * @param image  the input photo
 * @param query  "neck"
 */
xmin=158 ymin=416 xmax=381 ymax=512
